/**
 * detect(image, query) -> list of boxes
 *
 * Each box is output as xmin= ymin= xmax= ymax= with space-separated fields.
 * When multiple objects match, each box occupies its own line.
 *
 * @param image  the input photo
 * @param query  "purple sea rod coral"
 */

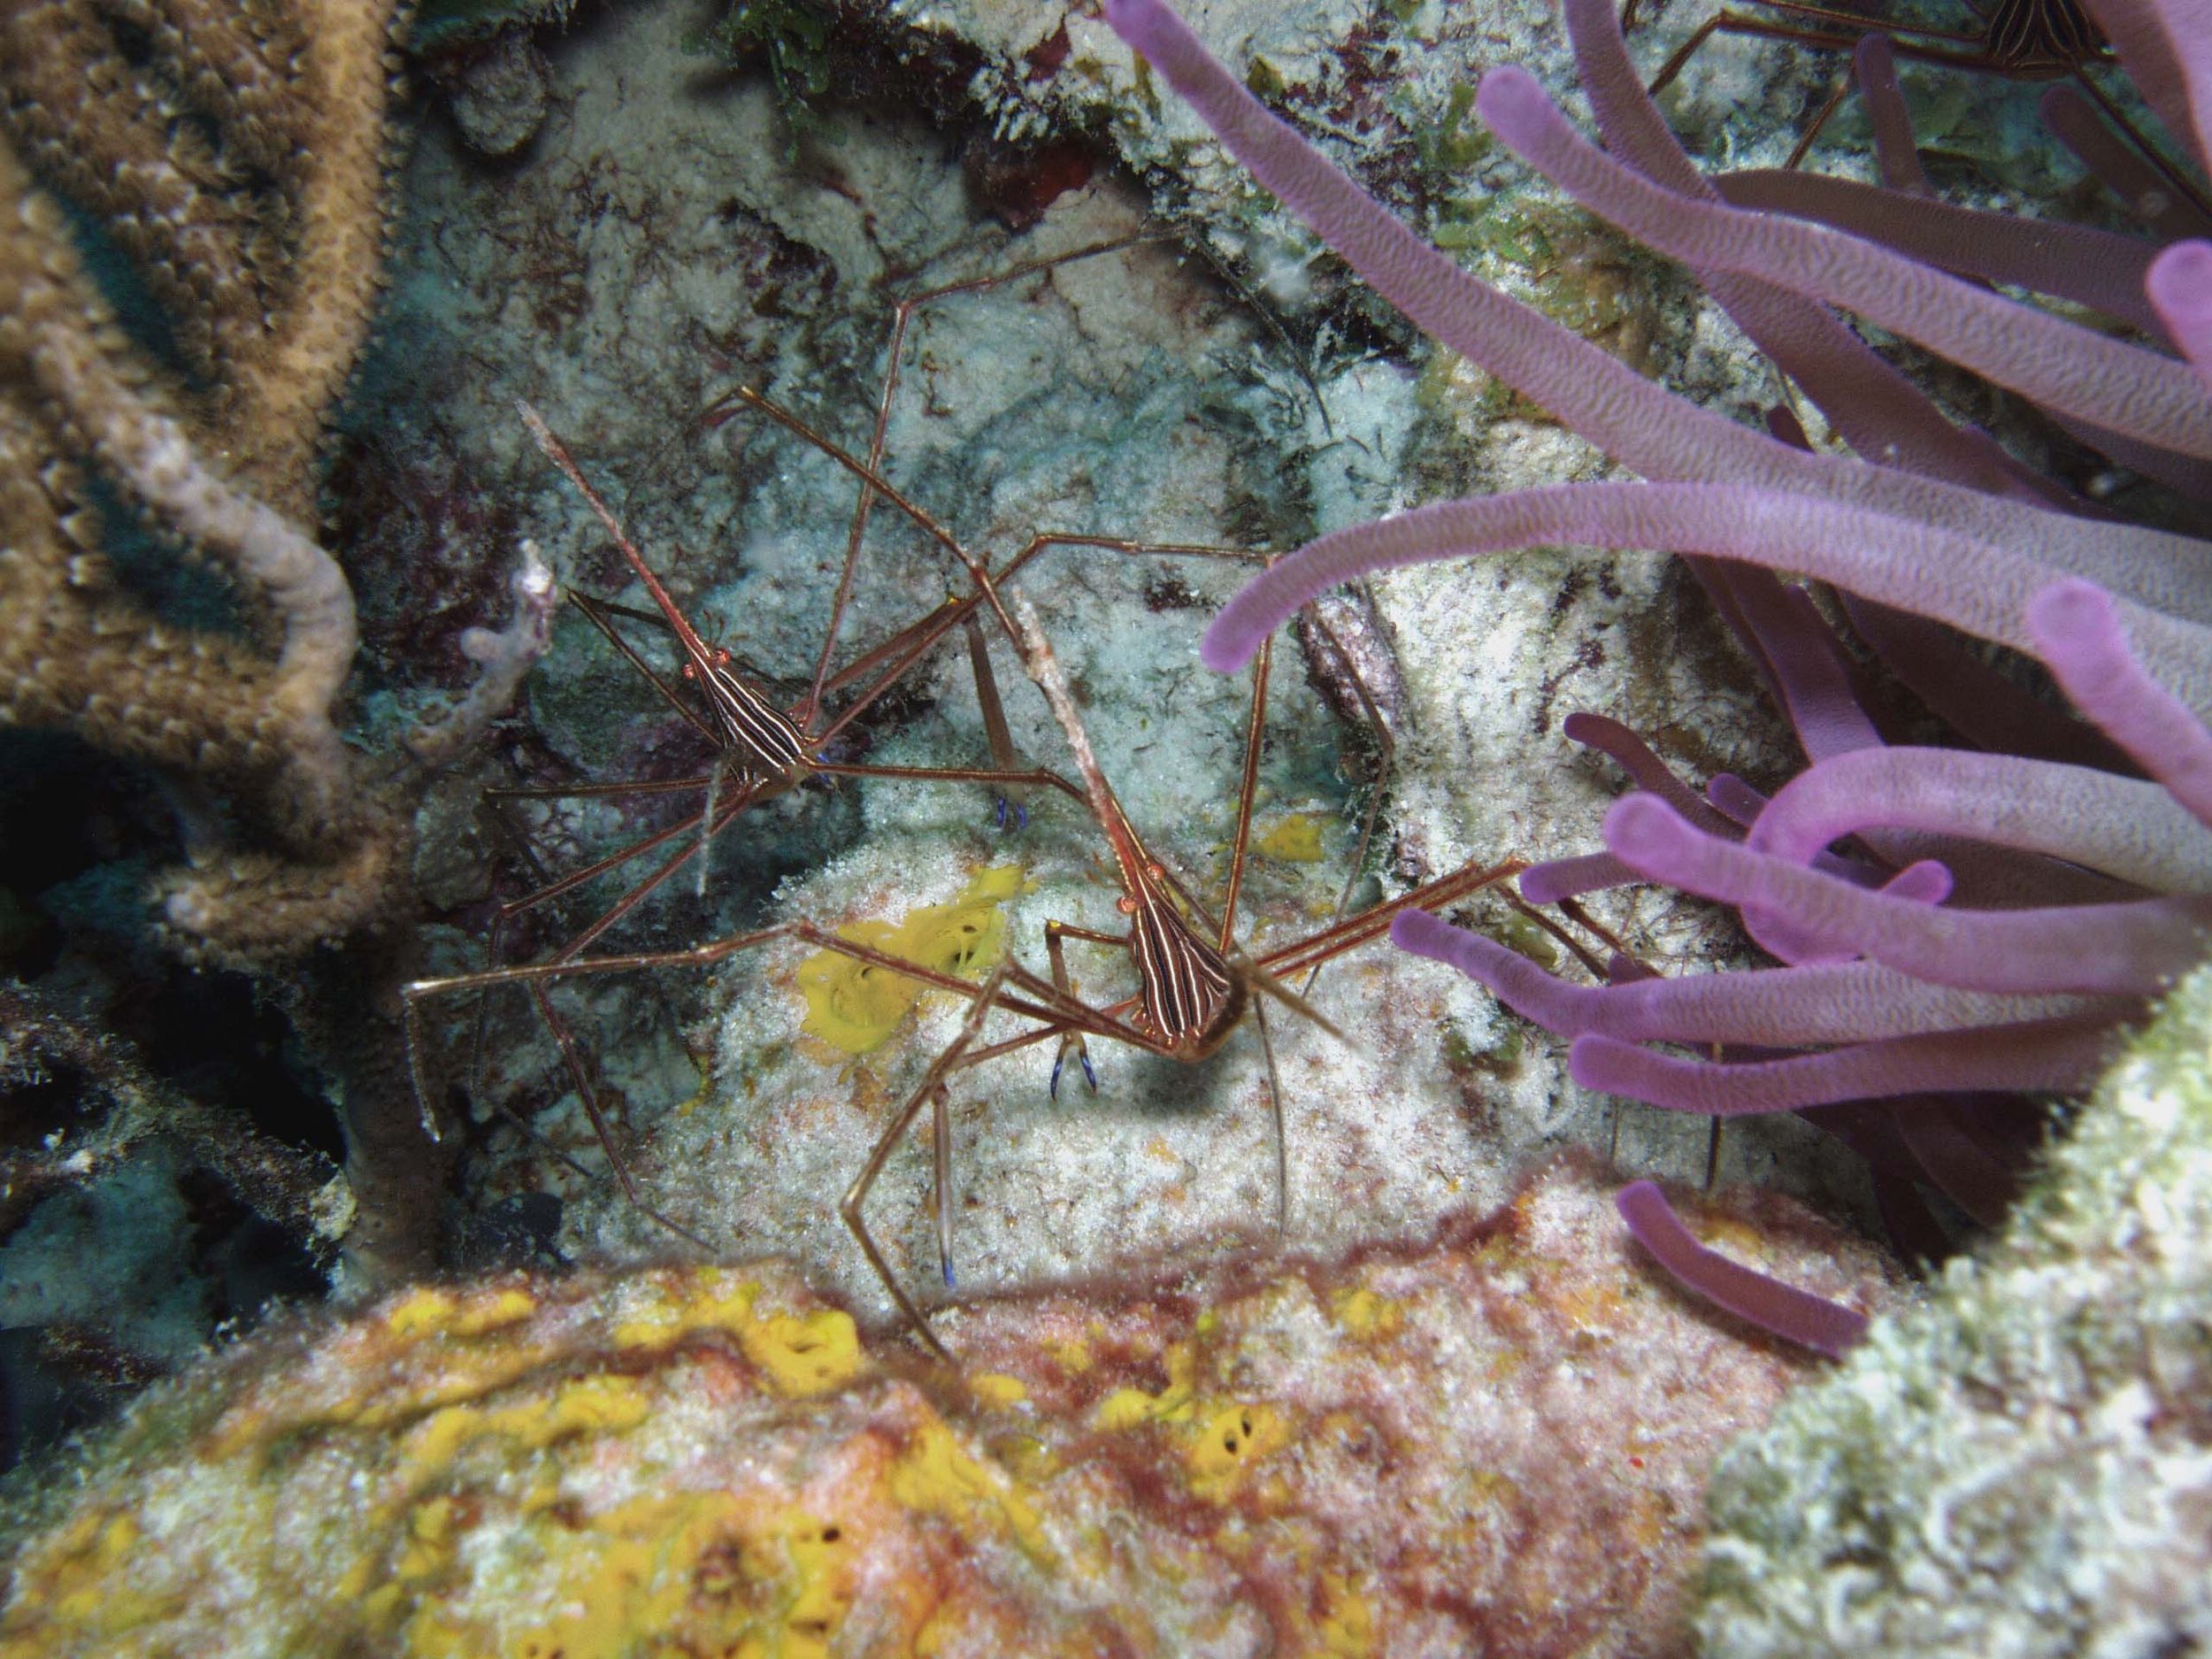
xmin=1104 ymin=0 xmax=2212 ymax=1346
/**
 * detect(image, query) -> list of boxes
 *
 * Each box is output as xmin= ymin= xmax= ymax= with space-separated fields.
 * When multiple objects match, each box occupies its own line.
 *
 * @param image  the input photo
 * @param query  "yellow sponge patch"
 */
xmin=1254 ymin=810 xmax=1329 ymax=863
xmin=799 ymin=865 xmax=1021 ymax=1056
xmin=889 ymin=1417 xmax=1049 ymax=1563
xmin=611 ymin=1277 xmax=865 ymax=1399
xmin=1185 ymin=1402 xmax=1291 ymax=1502
xmin=740 ymin=1305 xmax=864 ymax=1399
xmin=382 ymin=1286 xmax=537 ymax=1342
xmin=497 ymin=1493 xmax=849 ymax=1659
xmin=967 ymin=1371 xmax=1027 ymax=1408
xmin=1089 ymin=1344 xmax=1291 ymax=1505
xmin=12 ymin=1509 xmax=167 ymax=1640
xmin=399 ymin=1373 xmax=649 ymax=1485
xmin=1090 ymin=1343 xmax=1198 ymax=1431
xmin=1328 ymin=1286 xmax=1404 ymax=1341
xmin=1317 ymin=1575 xmax=1375 ymax=1657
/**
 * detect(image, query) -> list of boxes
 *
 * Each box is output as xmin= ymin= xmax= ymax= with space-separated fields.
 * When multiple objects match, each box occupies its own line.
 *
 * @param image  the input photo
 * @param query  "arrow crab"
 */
xmin=409 ymin=227 xmax=1586 ymax=1347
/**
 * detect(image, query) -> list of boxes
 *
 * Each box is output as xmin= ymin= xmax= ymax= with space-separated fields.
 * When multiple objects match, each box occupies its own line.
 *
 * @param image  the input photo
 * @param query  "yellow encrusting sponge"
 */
xmin=796 ymin=864 xmax=1022 ymax=1055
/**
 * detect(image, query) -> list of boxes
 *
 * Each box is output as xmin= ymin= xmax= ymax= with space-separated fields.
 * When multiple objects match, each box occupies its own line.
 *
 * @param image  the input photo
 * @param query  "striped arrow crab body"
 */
xmin=523 ymin=403 xmax=808 ymax=789
xmin=408 ymin=418 xmax=1071 ymax=1243
xmin=404 ymin=236 xmax=1303 ymax=1247
xmin=812 ymin=574 xmax=1552 ymax=1362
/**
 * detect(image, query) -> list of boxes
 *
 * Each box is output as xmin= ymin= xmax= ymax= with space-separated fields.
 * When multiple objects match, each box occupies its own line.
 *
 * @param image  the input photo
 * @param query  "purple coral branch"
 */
xmin=1615 ymin=1182 xmax=1867 ymax=1357
xmin=1562 ymin=713 xmax=1740 ymax=835
xmin=1393 ymin=909 xmax=2128 ymax=1048
xmin=2040 ymin=87 xmax=2212 ymax=242
xmin=1681 ymin=564 xmax=1883 ymax=763
xmin=1716 ymin=776 xmax=1956 ymax=903
xmin=1742 ymin=746 xmax=2212 ymax=893
xmin=1834 ymin=595 xmax=2139 ymax=772
xmin=1517 ymin=851 xmax=1641 ymax=904
xmin=1712 ymin=169 xmax=2166 ymax=337
xmin=2149 ymin=242 xmax=2212 ymax=403
xmin=1852 ymin=35 xmax=1932 ymax=195
xmin=2082 ymin=0 xmax=2212 ymax=173
xmin=1516 ymin=819 xmax=1939 ymax=912
xmin=1893 ymin=1105 xmax=2028 ymax=1229
xmin=1561 ymin=0 xmax=2031 ymax=499
xmin=1705 ymin=773 xmax=1764 ymax=831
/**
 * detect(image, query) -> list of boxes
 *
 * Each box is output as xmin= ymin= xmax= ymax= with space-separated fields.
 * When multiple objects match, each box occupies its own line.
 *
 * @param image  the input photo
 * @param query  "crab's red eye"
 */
xmin=1118 ymin=895 xmax=1139 ymax=914
xmin=680 ymin=663 xmax=695 ymax=680
xmin=713 ymin=649 xmax=731 ymax=667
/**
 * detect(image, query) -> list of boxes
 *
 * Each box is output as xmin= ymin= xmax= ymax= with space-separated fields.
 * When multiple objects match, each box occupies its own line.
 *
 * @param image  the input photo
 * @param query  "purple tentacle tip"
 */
xmin=1201 ymin=603 xmax=1261 ymax=673
xmin=1389 ymin=907 xmax=1444 ymax=954
xmin=1616 ymin=1181 xmax=1869 ymax=1358
xmin=2030 ymin=577 xmax=2212 ymax=830
xmin=2025 ymin=575 xmax=2111 ymax=646
xmin=2147 ymin=241 xmax=2212 ymax=357
xmin=1472 ymin=65 xmax=1548 ymax=135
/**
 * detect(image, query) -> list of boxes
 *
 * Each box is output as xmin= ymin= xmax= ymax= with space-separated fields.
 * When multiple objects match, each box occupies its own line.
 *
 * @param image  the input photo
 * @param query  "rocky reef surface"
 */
xmin=1695 ymin=959 xmax=2212 ymax=1659
xmin=0 ymin=1158 xmax=1899 ymax=1658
